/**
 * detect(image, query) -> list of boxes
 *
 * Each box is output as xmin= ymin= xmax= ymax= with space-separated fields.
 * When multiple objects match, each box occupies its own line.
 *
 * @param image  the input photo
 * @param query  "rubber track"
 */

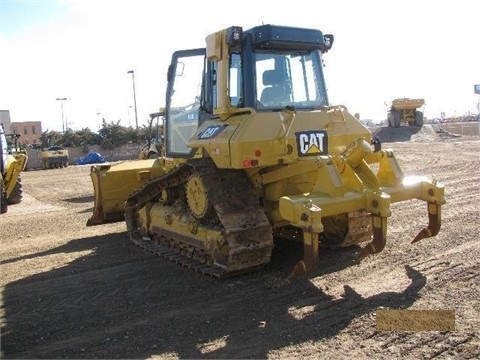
xmin=125 ymin=158 xmax=274 ymax=278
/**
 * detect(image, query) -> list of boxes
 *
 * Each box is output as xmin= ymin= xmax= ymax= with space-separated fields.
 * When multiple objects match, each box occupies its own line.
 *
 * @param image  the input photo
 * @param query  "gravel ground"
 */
xmin=1 ymin=129 xmax=479 ymax=359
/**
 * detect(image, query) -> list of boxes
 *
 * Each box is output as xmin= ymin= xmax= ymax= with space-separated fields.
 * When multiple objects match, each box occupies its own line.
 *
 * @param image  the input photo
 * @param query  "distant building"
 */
xmin=0 ymin=110 xmax=12 ymax=132
xmin=11 ymin=121 xmax=42 ymax=146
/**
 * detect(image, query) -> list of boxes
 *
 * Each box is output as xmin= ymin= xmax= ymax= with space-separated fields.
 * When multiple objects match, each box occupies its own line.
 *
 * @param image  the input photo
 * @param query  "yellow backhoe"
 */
xmin=1 ymin=124 xmax=27 ymax=214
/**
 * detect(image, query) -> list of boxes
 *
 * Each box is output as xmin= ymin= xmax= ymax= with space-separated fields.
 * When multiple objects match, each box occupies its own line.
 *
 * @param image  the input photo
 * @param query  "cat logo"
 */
xmin=295 ymin=131 xmax=328 ymax=156
xmin=198 ymin=125 xmax=227 ymax=139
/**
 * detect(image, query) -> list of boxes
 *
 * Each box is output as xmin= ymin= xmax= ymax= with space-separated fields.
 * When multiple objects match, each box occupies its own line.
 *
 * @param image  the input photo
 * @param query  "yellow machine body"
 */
xmin=1 ymin=124 xmax=27 ymax=213
xmin=87 ymin=158 xmax=182 ymax=225
xmin=388 ymin=98 xmax=425 ymax=127
xmin=40 ymin=146 xmax=69 ymax=169
xmin=88 ymin=25 xmax=445 ymax=279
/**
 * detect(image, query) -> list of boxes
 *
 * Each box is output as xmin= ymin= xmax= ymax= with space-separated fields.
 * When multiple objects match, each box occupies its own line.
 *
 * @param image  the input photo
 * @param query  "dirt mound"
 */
xmin=370 ymin=125 xmax=460 ymax=143
xmin=433 ymin=126 xmax=464 ymax=139
xmin=410 ymin=124 xmax=439 ymax=141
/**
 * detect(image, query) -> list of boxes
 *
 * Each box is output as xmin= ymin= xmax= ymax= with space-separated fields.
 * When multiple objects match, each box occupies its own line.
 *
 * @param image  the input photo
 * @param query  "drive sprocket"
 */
xmin=185 ymin=174 xmax=213 ymax=219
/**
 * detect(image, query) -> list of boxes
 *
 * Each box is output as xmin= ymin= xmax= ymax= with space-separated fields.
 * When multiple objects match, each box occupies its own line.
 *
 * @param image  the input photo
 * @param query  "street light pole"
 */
xmin=127 ymin=70 xmax=138 ymax=130
xmin=128 ymin=105 xmax=132 ymax=127
xmin=56 ymin=97 xmax=67 ymax=133
xmin=96 ymin=111 xmax=102 ymax=130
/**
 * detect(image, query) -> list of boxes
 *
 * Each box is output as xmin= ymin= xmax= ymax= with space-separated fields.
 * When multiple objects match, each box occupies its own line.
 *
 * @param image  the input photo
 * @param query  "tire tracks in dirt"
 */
xmin=1 ymin=138 xmax=479 ymax=359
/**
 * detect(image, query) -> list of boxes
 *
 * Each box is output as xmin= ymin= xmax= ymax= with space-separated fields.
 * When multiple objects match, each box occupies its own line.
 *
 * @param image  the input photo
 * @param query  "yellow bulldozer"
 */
xmin=1 ymin=124 xmax=27 ymax=214
xmin=87 ymin=25 xmax=445 ymax=279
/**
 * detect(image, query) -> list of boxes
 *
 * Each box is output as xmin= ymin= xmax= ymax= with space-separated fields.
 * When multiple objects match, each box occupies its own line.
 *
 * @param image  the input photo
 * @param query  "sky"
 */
xmin=0 ymin=0 xmax=478 ymax=132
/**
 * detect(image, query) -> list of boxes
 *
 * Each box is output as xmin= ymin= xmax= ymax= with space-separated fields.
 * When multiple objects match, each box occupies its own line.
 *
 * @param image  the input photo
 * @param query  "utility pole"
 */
xmin=127 ymin=70 xmax=138 ymax=130
xmin=56 ymin=97 xmax=67 ymax=133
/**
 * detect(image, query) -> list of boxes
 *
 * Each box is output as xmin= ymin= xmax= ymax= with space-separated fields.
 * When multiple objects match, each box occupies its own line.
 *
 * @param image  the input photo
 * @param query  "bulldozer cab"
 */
xmin=164 ymin=26 xmax=333 ymax=160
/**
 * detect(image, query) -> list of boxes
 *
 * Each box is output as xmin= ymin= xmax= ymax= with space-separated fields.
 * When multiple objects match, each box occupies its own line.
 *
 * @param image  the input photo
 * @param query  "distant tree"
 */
xmin=39 ymin=130 xmax=63 ymax=148
xmin=62 ymin=127 xmax=101 ymax=147
xmin=98 ymin=119 xmax=142 ymax=149
xmin=5 ymin=135 xmax=15 ymax=149
xmin=38 ymin=121 xmax=147 ymax=150
xmin=77 ymin=127 xmax=102 ymax=145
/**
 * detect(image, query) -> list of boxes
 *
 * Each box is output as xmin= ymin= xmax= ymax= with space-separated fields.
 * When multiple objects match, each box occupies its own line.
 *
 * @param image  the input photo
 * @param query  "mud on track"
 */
xmin=1 ymin=133 xmax=479 ymax=359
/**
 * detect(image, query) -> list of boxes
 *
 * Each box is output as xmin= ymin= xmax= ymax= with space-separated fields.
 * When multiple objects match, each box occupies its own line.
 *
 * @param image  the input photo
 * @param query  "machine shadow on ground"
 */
xmin=371 ymin=126 xmax=423 ymax=142
xmin=1 ymin=230 xmax=427 ymax=359
xmin=63 ymin=195 xmax=95 ymax=204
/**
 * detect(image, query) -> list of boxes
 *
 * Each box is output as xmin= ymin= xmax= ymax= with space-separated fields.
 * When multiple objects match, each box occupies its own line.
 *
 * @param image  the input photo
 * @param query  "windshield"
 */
xmin=255 ymin=50 xmax=327 ymax=110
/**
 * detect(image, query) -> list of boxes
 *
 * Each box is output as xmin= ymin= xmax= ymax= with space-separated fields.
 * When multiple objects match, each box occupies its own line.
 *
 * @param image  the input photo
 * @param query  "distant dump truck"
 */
xmin=387 ymin=98 xmax=424 ymax=127
xmin=41 ymin=145 xmax=69 ymax=169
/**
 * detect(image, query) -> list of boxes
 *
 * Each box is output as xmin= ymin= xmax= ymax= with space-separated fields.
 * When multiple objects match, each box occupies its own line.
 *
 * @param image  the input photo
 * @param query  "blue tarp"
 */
xmin=75 ymin=151 xmax=106 ymax=165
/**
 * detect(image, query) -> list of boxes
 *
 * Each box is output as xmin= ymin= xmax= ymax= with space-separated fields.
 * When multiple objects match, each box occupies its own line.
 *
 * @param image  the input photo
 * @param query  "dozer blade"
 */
xmin=87 ymin=159 xmax=166 ymax=226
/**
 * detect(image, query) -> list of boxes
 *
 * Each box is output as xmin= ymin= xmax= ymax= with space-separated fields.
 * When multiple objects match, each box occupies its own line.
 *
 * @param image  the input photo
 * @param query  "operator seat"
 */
xmin=260 ymin=70 xmax=291 ymax=106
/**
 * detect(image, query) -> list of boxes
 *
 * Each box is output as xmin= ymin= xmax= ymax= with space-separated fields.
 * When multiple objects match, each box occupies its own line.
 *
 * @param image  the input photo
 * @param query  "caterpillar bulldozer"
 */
xmin=1 ymin=123 xmax=27 ymax=214
xmin=87 ymin=24 xmax=445 ymax=279
xmin=388 ymin=98 xmax=425 ymax=127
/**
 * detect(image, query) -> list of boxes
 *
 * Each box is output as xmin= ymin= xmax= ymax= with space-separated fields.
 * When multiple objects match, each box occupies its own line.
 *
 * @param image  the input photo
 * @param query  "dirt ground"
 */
xmin=1 ymin=126 xmax=479 ymax=359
